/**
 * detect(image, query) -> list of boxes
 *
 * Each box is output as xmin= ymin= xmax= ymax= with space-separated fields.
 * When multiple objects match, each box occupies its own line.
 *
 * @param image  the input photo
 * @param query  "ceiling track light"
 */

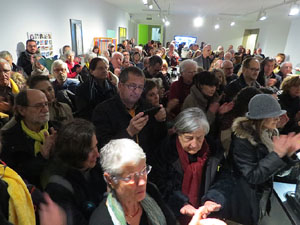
xmin=214 ymin=24 xmax=220 ymax=29
xmin=143 ymin=0 xmax=148 ymax=5
xmin=230 ymin=21 xmax=235 ymax=26
xmin=148 ymin=0 xmax=153 ymax=9
xmin=257 ymin=9 xmax=267 ymax=21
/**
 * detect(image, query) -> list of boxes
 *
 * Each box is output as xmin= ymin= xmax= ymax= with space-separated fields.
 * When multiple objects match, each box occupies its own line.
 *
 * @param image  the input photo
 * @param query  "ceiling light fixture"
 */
xmin=257 ymin=9 xmax=267 ymax=21
xmin=215 ymin=24 xmax=220 ymax=29
xmin=143 ymin=0 xmax=148 ymax=5
xmin=148 ymin=0 xmax=153 ymax=9
xmin=230 ymin=21 xmax=235 ymax=26
xmin=289 ymin=3 xmax=299 ymax=16
xmin=193 ymin=17 xmax=204 ymax=27
xmin=165 ymin=20 xmax=170 ymax=26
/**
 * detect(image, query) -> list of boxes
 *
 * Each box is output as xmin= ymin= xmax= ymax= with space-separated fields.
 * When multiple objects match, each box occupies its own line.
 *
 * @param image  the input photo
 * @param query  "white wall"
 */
xmin=284 ymin=17 xmax=300 ymax=68
xmin=0 ymin=0 xmax=130 ymax=61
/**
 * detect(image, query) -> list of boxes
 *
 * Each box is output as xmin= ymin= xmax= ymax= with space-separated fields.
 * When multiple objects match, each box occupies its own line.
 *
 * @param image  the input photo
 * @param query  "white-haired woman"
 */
xmin=151 ymin=107 xmax=226 ymax=225
xmin=89 ymin=138 xmax=176 ymax=225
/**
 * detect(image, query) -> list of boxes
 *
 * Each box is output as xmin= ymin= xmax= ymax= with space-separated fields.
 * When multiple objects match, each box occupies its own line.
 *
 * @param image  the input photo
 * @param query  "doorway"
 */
xmin=242 ymin=29 xmax=259 ymax=54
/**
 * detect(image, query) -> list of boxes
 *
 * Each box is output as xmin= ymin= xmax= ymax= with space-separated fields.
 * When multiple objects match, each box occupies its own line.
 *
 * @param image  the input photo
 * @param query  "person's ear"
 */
xmin=17 ymin=105 xmax=26 ymax=117
xmin=104 ymin=172 xmax=116 ymax=189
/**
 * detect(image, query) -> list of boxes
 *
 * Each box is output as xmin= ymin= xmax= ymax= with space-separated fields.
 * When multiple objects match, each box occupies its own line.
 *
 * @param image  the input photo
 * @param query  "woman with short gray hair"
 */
xmin=89 ymin=138 xmax=176 ymax=225
xmin=152 ymin=107 xmax=223 ymax=224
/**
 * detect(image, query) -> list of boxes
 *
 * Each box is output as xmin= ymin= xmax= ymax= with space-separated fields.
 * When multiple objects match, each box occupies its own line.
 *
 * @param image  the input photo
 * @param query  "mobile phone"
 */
xmin=143 ymin=106 xmax=161 ymax=116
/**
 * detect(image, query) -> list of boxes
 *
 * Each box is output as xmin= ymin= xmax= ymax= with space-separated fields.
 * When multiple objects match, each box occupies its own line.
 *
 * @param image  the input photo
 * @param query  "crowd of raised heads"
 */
xmin=0 ymin=37 xmax=300 ymax=225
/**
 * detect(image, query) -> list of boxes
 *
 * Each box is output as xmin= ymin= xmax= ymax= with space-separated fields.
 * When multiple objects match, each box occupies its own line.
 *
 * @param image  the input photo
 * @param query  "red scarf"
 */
xmin=176 ymin=137 xmax=209 ymax=207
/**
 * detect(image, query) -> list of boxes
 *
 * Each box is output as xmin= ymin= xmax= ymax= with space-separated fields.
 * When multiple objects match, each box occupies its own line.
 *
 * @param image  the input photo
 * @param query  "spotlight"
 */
xmin=165 ymin=21 xmax=170 ymax=26
xmin=214 ymin=24 xmax=220 ymax=29
xmin=143 ymin=0 xmax=148 ymax=5
xmin=148 ymin=0 xmax=153 ymax=9
xmin=193 ymin=17 xmax=204 ymax=27
xmin=258 ymin=10 xmax=267 ymax=21
xmin=230 ymin=22 xmax=235 ymax=26
xmin=289 ymin=4 xmax=299 ymax=16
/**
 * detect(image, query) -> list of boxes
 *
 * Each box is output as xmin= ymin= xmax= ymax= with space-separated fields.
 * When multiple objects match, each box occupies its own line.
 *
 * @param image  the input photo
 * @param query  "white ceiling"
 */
xmin=103 ymin=0 xmax=299 ymax=23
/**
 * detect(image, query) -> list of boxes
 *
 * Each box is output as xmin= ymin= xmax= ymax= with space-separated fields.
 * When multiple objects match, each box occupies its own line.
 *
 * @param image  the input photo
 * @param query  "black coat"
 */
xmin=89 ymin=182 xmax=177 ymax=225
xmin=17 ymin=51 xmax=33 ymax=76
xmin=0 ymin=122 xmax=55 ymax=188
xmin=75 ymin=76 xmax=117 ymax=120
xmin=45 ymin=162 xmax=106 ymax=225
xmin=229 ymin=117 xmax=288 ymax=225
xmin=92 ymin=95 xmax=167 ymax=164
xmin=150 ymin=134 xmax=229 ymax=217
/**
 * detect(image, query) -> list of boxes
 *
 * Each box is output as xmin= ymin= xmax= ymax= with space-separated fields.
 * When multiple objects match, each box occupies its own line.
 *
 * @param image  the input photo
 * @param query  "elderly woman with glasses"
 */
xmin=89 ymin=138 xmax=176 ymax=225
xmin=151 ymin=107 xmax=227 ymax=225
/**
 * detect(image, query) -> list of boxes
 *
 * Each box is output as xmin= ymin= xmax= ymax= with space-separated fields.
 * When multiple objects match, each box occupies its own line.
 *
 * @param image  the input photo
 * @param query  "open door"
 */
xmin=242 ymin=29 xmax=259 ymax=54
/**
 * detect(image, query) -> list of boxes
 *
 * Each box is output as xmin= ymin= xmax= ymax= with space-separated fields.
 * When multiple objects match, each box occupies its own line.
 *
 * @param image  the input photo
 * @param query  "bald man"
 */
xmin=194 ymin=44 xmax=212 ymax=71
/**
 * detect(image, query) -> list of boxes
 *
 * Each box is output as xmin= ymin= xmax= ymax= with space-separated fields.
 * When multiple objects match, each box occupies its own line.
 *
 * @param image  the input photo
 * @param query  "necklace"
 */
xmin=125 ymin=205 xmax=140 ymax=218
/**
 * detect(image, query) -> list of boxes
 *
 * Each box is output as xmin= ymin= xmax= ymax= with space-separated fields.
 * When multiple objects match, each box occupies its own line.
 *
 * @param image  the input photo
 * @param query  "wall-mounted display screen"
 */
xmin=174 ymin=35 xmax=197 ymax=48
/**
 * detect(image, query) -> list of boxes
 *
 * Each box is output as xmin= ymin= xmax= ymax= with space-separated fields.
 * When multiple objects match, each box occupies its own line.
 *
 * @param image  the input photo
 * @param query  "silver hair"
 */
xmin=64 ymin=50 xmax=75 ymax=58
xmin=221 ymin=60 xmax=233 ymax=68
xmin=97 ymin=56 xmax=109 ymax=65
xmin=112 ymin=51 xmax=124 ymax=61
xmin=100 ymin=139 xmax=146 ymax=176
xmin=174 ymin=107 xmax=210 ymax=135
xmin=51 ymin=59 xmax=68 ymax=74
xmin=179 ymin=59 xmax=197 ymax=73
xmin=0 ymin=51 xmax=12 ymax=60
xmin=85 ymin=52 xmax=97 ymax=63
xmin=0 ymin=58 xmax=10 ymax=67
xmin=281 ymin=61 xmax=292 ymax=68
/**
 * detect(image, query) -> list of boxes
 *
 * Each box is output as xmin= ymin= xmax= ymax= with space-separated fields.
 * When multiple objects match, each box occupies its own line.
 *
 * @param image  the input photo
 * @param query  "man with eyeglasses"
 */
xmin=17 ymin=39 xmax=38 ymax=76
xmin=224 ymin=57 xmax=261 ymax=102
xmin=1 ymin=89 xmax=56 ymax=187
xmin=221 ymin=60 xmax=238 ymax=84
xmin=0 ymin=59 xmax=20 ymax=127
xmin=92 ymin=66 xmax=167 ymax=164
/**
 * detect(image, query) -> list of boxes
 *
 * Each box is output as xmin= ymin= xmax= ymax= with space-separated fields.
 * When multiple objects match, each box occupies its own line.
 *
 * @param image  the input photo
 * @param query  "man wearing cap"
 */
xmin=108 ymin=43 xmax=115 ymax=57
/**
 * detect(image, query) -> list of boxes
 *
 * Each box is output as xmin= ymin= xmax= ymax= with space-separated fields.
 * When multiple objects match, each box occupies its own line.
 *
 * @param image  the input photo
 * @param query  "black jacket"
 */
xmin=150 ymin=134 xmax=229 ymax=217
xmin=0 ymin=122 xmax=56 ymax=188
xmin=229 ymin=117 xmax=288 ymax=225
xmin=75 ymin=76 xmax=117 ymax=120
xmin=44 ymin=162 xmax=106 ymax=225
xmin=17 ymin=51 xmax=33 ymax=76
xmin=89 ymin=182 xmax=176 ymax=225
xmin=92 ymin=95 xmax=167 ymax=164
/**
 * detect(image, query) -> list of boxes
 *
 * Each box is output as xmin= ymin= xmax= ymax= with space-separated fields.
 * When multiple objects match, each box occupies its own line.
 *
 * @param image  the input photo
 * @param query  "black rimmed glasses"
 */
xmin=112 ymin=165 xmax=152 ymax=184
xmin=27 ymin=102 xmax=50 ymax=110
xmin=123 ymin=83 xmax=144 ymax=91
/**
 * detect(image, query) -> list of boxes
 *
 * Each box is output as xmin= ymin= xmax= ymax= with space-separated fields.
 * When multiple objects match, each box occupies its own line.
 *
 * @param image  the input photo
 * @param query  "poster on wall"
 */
xmin=27 ymin=32 xmax=53 ymax=58
xmin=118 ymin=27 xmax=127 ymax=44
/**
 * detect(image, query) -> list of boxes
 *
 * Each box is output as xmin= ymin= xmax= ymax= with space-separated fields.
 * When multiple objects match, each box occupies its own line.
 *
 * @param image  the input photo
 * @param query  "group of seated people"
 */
xmin=0 ymin=37 xmax=300 ymax=225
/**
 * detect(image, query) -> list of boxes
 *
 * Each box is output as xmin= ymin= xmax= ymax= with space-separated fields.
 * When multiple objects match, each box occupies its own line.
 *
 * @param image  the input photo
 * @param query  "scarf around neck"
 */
xmin=176 ymin=137 xmax=209 ymax=207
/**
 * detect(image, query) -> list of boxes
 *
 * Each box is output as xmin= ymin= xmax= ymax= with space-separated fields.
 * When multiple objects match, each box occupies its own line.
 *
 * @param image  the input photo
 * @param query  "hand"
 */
xmin=35 ymin=60 xmax=44 ymax=70
xmin=0 ymin=100 xmax=11 ymax=112
xmin=277 ymin=113 xmax=289 ymax=128
xmin=39 ymin=193 xmax=66 ymax=225
xmin=166 ymin=98 xmax=179 ymax=113
xmin=295 ymin=111 xmax=300 ymax=121
xmin=126 ymin=112 xmax=149 ymax=137
xmin=30 ymin=55 xmax=35 ymax=64
xmin=273 ymin=135 xmax=290 ymax=158
xmin=267 ymin=78 xmax=277 ymax=87
xmin=40 ymin=127 xmax=57 ymax=159
xmin=203 ymin=201 xmax=222 ymax=216
xmin=180 ymin=204 xmax=197 ymax=217
xmin=154 ymin=105 xmax=166 ymax=122
xmin=189 ymin=206 xmax=227 ymax=225
xmin=218 ymin=102 xmax=234 ymax=115
xmin=286 ymin=132 xmax=300 ymax=156
xmin=208 ymin=102 xmax=220 ymax=114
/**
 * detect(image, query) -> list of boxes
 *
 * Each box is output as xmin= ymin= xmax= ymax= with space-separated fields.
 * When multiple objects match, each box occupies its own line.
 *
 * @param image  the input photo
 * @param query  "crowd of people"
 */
xmin=0 ymin=37 xmax=300 ymax=225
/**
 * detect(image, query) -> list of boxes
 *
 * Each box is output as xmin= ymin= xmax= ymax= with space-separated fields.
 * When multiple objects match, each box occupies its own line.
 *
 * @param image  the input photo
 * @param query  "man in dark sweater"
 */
xmin=17 ymin=39 xmax=38 ymax=76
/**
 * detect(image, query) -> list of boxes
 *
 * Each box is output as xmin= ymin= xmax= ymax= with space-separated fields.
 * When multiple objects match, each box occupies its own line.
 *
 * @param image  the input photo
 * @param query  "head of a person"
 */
xmin=92 ymin=46 xmax=99 ymax=54
xmin=217 ymin=45 xmax=224 ymax=52
xmin=228 ymin=45 xmax=233 ymax=51
xmin=132 ymin=52 xmax=141 ymax=63
xmin=147 ymin=55 xmax=162 ymax=76
xmin=64 ymin=51 xmax=75 ymax=63
xmin=51 ymin=59 xmax=68 ymax=84
xmin=224 ymin=52 xmax=232 ymax=61
xmin=101 ymin=139 xmax=148 ymax=203
xmin=142 ymin=79 xmax=160 ymax=107
xmin=242 ymin=57 xmax=260 ymax=82
xmin=193 ymin=50 xmax=202 ymax=58
xmin=212 ymin=68 xmax=226 ymax=86
xmin=202 ymin=44 xmax=212 ymax=58
xmin=231 ymin=86 xmax=261 ymax=118
xmin=62 ymin=45 xmax=71 ymax=55
xmin=0 ymin=59 xmax=11 ymax=87
xmin=54 ymin=119 xmax=99 ymax=170
xmin=108 ymin=43 xmax=115 ymax=52
xmin=84 ymin=52 xmax=97 ymax=64
xmin=169 ymin=43 xmax=175 ymax=52
xmin=15 ymin=89 xmax=49 ymax=126
xmin=122 ymin=50 xmax=130 ymax=61
xmin=237 ymin=45 xmax=243 ymax=54
xmin=280 ymin=62 xmax=293 ymax=76
xmin=118 ymin=67 xmax=145 ymax=107
xmin=27 ymin=75 xmax=56 ymax=103
xmin=174 ymin=107 xmax=209 ymax=155
xmin=89 ymin=57 xmax=109 ymax=80
xmin=221 ymin=60 xmax=234 ymax=77
xmin=11 ymin=72 xmax=26 ymax=90
xmin=261 ymin=57 xmax=275 ymax=76
xmin=111 ymin=52 xmax=124 ymax=68
xmin=280 ymin=75 xmax=300 ymax=97
xmin=193 ymin=71 xmax=219 ymax=97
xmin=26 ymin=39 xmax=37 ymax=54
xmin=246 ymin=49 xmax=251 ymax=55
xmin=276 ymin=53 xmax=285 ymax=65
xmin=0 ymin=51 xmax=13 ymax=67
xmin=246 ymin=94 xmax=286 ymax=132
xmin=257 ymin=48 xmax=262 ymax=54
xmin=179 ymin=59 xmax=197 ymax=85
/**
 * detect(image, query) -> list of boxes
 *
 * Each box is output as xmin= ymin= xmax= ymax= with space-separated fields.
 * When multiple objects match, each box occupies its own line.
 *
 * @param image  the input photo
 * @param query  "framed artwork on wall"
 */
xmin=70 ymin=19 xmax=84 ymax=56
xmin=118 ymin=27 xmax=127 ymax=43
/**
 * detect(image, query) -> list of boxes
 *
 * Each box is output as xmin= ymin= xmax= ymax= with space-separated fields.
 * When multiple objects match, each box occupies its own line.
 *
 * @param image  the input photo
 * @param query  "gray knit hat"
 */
xmin=246 ymin=94 xmax=286 ymax=119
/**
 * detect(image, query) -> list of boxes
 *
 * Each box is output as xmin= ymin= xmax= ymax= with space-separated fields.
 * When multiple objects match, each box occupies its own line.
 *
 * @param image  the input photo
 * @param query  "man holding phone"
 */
xmin=92 ymin=67 xmax=167 ymax=163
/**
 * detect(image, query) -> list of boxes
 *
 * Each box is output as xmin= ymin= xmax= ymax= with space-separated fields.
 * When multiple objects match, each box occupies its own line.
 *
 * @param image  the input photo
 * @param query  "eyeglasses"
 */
xmin=53 ymin=68 xmax=67 ymax=73
xmin=27 ymin=102 xmax=50 ymax=110
xmin=0 ymin=161 xmax=7 ymax=179
xmin=112 ymin=165 xmax=152 ymax=184
xmin=123 ymin=83 xmax=144 ymax=91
